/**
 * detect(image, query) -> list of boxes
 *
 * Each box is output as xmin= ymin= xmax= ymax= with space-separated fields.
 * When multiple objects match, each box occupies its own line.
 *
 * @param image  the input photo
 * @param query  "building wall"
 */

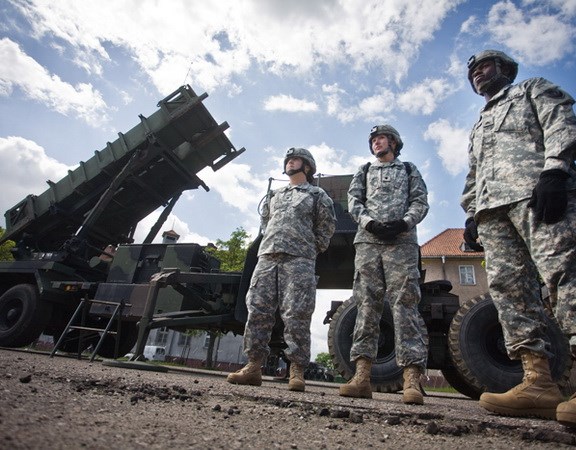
xmin=146 ymin=328 xmax=247 ymax=370
xmin=422 ymin=257 xmax=488 ymax=303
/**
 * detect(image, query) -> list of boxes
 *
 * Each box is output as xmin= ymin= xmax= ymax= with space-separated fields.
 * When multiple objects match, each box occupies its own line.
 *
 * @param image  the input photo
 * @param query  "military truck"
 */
xmin=0 ymin=85 xmax=570 ymax=398
xmin=316 ymin=174 xmax=571 ymax=398
xmin=0 ymin=85 xmax=246 ymax=358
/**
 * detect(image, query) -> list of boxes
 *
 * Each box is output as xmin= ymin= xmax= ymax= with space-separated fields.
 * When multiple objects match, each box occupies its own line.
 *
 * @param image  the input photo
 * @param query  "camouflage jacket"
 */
xmin=259 ymin=182 xmax=336 ymax=259
xmin=348 ymin=158 xmax=429 ymax=245
xmin=461 ymin=77 xmax=576 ymax=218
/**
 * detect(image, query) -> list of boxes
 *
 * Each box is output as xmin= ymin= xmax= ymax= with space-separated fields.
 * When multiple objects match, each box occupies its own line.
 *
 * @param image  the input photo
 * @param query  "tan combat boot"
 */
xmin=479 ymin=351 xmax=563 ymax=419
xmin=339 ymin=357 xmax=372 ymax=398
xmin=226 ymin=359 xmax=262 ymax=386
xmin=557 ymin=394 xmax=576 ymax=427
xmin=288 ymin=363 xmax=306 ymax=392
xmin=403 ymin=365 xmax=424 ymax=405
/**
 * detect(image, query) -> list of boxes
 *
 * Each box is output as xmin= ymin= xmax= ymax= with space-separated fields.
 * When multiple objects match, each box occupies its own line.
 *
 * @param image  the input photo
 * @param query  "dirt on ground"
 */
xmin=1 ymin=348 xmax=575 ymax=449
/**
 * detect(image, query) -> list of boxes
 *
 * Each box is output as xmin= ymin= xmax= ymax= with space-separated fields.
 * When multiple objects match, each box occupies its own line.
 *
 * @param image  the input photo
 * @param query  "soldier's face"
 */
xmin=471 ymin=60 xmax=496 ymax=93
xmin=286 ymin=157 xmax=303 ymax=171
xmin=371 ymin=135 xmax=395 ymax=161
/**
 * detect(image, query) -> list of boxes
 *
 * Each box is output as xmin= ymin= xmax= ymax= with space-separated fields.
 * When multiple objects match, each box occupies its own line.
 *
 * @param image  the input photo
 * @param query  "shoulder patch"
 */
xmin=544 ymin=88 xmax=566 ymax=99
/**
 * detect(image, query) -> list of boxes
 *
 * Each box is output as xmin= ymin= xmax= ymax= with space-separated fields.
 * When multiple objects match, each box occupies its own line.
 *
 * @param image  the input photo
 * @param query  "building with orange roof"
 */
xmin=421 ymin=228 xmax=488 ymax=303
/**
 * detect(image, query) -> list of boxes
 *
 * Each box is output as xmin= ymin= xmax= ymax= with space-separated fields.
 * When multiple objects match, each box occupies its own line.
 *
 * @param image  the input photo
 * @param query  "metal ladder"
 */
xmin=50 ymin=298 xmax=129 ymax=362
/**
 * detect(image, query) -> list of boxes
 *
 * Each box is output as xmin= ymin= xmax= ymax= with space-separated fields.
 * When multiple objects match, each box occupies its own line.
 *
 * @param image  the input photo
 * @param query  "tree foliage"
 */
xmin=0 ymin=227 xmax=15 ymax=261
xmin=206 ymin=227 xmax=251 ymax=272
xmin=315 ymin=352 xmax=334 ymax=370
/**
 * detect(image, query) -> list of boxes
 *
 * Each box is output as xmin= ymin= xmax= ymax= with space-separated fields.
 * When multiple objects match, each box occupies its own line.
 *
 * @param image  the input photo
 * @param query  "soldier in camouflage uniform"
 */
xmin=461 ymin=50 xmax=576 ymax=425
xmin=227 ymin=147 xmax=336 ymax=392
xmin=339 ymin=125 xmax=429 ymax=404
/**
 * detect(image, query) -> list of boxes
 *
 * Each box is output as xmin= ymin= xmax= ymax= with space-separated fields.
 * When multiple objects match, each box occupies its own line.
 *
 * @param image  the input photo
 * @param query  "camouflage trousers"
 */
xmin=350 ymin=242 xmax=428 ymax=369
xmin=477 ymin=192 xmax=576 ymax=360
xmin=243 ymin=253 xmax=317 ymax=366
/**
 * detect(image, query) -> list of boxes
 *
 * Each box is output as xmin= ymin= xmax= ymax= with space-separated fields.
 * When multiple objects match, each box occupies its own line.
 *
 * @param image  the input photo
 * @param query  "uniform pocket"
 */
xmin=494 ymin=99 xmax=522 ymax=133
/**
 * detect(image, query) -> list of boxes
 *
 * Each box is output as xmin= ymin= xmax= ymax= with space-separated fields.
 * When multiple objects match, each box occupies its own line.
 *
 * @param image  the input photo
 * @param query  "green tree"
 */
xmin=202 ymin=227 xmax=251 ymax=368
xmin=315 ymin=352 xmax=334 ymax=370
xmin=0 ymin=227 xmax=15 ymax=261
xmin=207 ymin=227 xmax=250 ymax=272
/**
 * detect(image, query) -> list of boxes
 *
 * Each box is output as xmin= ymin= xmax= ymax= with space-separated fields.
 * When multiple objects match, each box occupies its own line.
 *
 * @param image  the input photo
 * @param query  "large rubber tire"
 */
xmin=0 ymin=284 xmax=52 ymax=347
xmin=448 ymin=293 xmax=572 ymax=395
xmin=53 ymin=320 xmax=139 ymax=358
xmin=95 ymin=321 xmax=139 ymax=358
xmin=328 ymin=297 xmax=403 ymax=392
xmin=52 ymin=328 xmax=96 ymax=354
xmin=440 ymin=360 xmax=482 ymax=399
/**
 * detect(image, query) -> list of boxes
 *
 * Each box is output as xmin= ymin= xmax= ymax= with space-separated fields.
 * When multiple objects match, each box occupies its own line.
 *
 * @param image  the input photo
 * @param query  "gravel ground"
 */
xmin=1 ymin=348 xmax=575 ymax=449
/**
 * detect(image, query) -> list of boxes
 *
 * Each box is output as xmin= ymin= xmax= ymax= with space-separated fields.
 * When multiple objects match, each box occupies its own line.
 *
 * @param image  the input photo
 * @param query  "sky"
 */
xmin=1 ymin=0 xmax=575 ymax=359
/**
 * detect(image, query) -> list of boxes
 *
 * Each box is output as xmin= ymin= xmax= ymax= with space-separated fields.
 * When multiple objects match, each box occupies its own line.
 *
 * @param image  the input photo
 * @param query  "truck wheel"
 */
xmin=52 ymin=319 xmax=138 ymax=357
xmin=440 ymin=361 xmax=481 ymax=399
xmin=52 ymin=328 xmax=96 ymax=354
xmin=0 ymin=284 xmax=52 ymax=347
xmin=95 ymin=321 xmax=139 ymax=358
xmin=328 ymin=297 xmax=403 ymax=392
xmin=448 ymin=293 xmax=572 ymax=395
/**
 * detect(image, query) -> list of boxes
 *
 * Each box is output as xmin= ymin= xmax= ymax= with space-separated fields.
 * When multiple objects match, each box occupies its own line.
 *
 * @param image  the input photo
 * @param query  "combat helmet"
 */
xmin=467 ymin=50 xmax=518 ymax=95
xmin=369 ymin=125 xmax=404 ymax=157
xmin=284 ymin=147 xmax=316 ymax=182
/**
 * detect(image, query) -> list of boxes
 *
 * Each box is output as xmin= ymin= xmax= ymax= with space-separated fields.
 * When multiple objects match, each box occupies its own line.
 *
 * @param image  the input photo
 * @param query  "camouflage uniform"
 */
xmin=348 ymin=159 xmax=429 ymax=367
xmin=461 ymin=77 xmax=576 ymax=358
xmin=243 ymin=182 xmax=336 ymax=366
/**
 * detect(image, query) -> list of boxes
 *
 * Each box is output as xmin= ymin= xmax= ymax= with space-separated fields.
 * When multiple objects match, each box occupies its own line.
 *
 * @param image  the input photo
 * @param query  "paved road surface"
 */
xmin=1 ymin=348 xmax=574 ymax=449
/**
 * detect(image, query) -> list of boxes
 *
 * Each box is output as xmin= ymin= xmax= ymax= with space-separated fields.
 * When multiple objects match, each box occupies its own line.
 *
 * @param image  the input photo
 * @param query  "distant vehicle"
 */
xmin=304 ymin=362 xmax=334 ymax=382
xmin=143 ymin=345 xmax=166 ymax=362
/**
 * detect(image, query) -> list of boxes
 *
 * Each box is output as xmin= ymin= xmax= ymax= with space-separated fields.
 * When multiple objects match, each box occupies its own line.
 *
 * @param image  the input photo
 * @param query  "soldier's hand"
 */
xmin=463 ymin=217 xmax=484 ymax=251
xmin=366 ymin=220 xmax=387 ymax=235
xmin=379 ymin=220 xmax=408 ymax=239
xmin=366 ymin=220 xmax=407 ymax=240
xmin=528 ymin=169 xmax=569 ymax=224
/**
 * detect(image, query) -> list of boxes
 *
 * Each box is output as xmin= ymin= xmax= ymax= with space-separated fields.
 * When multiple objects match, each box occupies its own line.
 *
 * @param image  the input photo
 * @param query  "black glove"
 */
xmin=380 ymin=220 xmax=408 ymax=239
xmin=463 ymin=217 xmax=484 ymax=251
xmin=527 ymin=169 xmax=569 ymax=224
xmin=366 ymin=220 xmax=407 ymax=240
xmin=366 ymin=220 xmax=387 ymax=235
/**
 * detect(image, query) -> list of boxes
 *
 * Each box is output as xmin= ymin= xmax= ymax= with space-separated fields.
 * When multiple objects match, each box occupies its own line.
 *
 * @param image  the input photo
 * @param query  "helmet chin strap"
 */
xmin=374 ymin=146 xmax=391 ymax=158
xmin=284 ymin=167 xmax=306 ymax=176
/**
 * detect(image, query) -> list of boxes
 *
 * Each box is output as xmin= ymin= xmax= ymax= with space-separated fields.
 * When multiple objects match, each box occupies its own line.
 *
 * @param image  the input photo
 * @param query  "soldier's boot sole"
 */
xmin=403 ymin=387 xmax=424 ymax=405
xmin=557 ymin=399 xmax=576 ymax=427
xmin=288 ymin=380 xmax=305 ymax=392
xmin=339 ymin=384 xmax=372 ymax=399
xmin=226 ymin=372 xmax=262 ymax=386
xmin=479 ymin=393 xmax=559 ymax=420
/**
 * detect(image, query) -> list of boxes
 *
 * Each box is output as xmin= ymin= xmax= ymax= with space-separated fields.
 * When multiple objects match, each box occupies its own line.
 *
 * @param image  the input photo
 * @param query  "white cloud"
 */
xmin=132 ymin=211 xmax=212 ymax=245
xmin=263 ymin=94 xmax=319 ymax=113
xmin=486 ymin=1 xmax=575 ymax=65
xmin=397 ymin=78 xmax=452 ymax=115
xmin=423 ymin=119 xmax=469 ymax=176
xmin=12 ymin=0 xmax=466 ymax=95
xmin=553 ymin=0 xmax=576 ymax=15
xmin=0 ymin=136 xmax=73 ymax=216
xmin=192 ymin=162 xmax=271 ymax=239
xmin=0 ymin=38 xmax=109 ymax=126
xmin=308 ymin=142 xmax=360 ymax=176
xmin=323 ymin=83 xmax=396 ymax=124
xmin=357 ymin=88 xmax=396 ymax=120
xmin=460 ymin=15 xmax=480 ymax=34
xmin=198 ymin=162 xmax=267 ymax=215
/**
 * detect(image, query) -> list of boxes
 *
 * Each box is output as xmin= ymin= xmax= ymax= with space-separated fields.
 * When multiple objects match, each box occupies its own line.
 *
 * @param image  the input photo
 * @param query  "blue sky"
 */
xmin=1 ymin=0 xmax=575 ymax=358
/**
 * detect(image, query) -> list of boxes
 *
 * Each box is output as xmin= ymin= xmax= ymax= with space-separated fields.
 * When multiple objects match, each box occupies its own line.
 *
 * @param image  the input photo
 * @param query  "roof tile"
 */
xmin=420 ymin=228 xmax=484 ymax=257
